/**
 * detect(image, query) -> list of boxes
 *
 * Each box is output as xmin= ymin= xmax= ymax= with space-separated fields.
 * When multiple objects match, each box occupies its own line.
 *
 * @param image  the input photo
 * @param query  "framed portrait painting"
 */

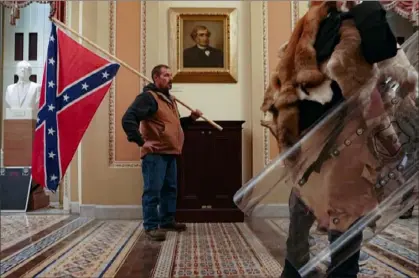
xmin=168 ymin=8 xmax=238 ymax=83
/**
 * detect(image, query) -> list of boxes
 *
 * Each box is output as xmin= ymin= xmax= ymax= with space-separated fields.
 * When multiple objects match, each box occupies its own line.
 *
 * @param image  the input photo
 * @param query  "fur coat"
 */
xmin=261 ymin=1 xmax=418 ymax=232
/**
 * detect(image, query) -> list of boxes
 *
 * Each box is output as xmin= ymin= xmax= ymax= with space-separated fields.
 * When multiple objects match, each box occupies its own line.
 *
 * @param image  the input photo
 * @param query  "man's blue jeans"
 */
xmin=141 ymin=153 xmax=177 ymax=231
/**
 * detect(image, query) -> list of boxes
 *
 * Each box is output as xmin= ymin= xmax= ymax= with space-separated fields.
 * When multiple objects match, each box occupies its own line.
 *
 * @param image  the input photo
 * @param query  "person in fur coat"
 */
xmin=261 ymin=2 xmax=418 ymax=278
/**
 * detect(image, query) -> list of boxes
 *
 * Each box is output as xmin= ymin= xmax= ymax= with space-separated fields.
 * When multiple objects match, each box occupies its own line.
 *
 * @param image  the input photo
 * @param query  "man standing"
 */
xmin=122 ymin=64 xmax=202 ymax=241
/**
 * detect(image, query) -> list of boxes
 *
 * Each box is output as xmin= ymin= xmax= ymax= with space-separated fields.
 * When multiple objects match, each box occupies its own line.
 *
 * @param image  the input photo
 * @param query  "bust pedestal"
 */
xmin=4 ymin=108 xmax=49 ymax=211
xmin=28 ymin=185 xmax=50 ymax=211
xmin=4 ymin=108 xmax=37 ymax=167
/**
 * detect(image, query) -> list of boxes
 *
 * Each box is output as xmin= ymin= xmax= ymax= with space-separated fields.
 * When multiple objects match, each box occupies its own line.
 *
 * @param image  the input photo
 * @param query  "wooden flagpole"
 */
xmin=50 ymin=17 xmax=223 ymax=131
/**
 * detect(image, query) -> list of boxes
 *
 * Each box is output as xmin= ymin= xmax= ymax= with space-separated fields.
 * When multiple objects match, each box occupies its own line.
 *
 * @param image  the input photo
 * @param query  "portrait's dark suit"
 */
xmin=183 ymin=45 xmax=224 ymax=68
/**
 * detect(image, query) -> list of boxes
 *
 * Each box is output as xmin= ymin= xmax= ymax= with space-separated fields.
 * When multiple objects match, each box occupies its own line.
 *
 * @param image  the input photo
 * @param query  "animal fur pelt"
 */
xmin=261 ymin=1 xmax=418 ymax=158
xmin=260 ymin=1 xmax=337 ymax=156
xmin=323 ymin=19 xmax=379 ymax=111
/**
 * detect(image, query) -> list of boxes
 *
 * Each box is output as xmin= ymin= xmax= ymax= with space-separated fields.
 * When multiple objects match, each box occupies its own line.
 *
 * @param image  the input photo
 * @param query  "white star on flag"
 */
xmin=48 ymin=127 xmax=56 ymax=135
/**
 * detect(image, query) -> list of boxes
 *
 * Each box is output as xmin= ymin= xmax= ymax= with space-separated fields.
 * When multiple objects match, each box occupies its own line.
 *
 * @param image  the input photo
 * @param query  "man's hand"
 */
xmin=190 ymin=109 xmax=203 ymax=121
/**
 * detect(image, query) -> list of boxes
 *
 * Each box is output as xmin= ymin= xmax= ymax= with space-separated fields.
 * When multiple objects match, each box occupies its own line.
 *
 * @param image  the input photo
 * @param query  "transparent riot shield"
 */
xmin=402 ymin=31 xmax=418 ymax=72
xmin=234 ymin=43 xmax=418 ymax=276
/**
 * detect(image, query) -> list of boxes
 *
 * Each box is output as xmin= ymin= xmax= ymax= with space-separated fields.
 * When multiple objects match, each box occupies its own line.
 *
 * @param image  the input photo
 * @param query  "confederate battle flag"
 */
xmin=31 ymin=23 xmax=120 ymax=191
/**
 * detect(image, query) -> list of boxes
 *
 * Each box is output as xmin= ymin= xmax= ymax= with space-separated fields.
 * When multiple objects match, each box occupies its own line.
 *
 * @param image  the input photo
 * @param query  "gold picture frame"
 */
xmin=168 ymin=7 xmax=238 ymax=83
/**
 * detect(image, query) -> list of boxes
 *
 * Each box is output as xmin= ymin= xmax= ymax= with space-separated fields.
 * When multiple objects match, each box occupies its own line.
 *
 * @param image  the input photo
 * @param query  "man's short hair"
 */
xmin=190 ymin=25 xmax=211 ymax=41
xmin=151 ymin=64 xmax=169 ymax=82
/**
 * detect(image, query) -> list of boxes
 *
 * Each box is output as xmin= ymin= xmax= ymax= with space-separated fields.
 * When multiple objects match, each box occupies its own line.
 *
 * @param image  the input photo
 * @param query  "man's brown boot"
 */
xmin=145 ymin=229 xmax=166 ymax=241
xmin=160 ymin=222 xmax=187 ymax=232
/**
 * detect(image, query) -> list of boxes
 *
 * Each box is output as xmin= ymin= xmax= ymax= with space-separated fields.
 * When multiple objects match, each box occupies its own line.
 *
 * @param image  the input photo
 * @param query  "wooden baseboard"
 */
xmin=77 ymin=204 xmax=289 ymax=220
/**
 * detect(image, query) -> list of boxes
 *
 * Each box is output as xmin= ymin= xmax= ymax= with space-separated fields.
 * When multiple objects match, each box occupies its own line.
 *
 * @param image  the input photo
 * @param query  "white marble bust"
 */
xmin=4 ymin=61 xmax=41 ymax=111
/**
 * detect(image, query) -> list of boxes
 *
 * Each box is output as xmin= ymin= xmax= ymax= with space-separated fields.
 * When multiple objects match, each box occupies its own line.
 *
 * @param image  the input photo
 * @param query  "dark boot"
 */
xmin=327 ymin=228 xmax=363 ymax=278
xmin=281 ymin=190 xmax=317 ymax=278
xmin=280 ymin=259 xmax=320 ymax=278
xmin=280 ymin=259 xmax=303 ymax=278
xmin=160 ymin=222 xmax=187 ymax=232
xmin=399 ymin=206 xmax=414 ymax=219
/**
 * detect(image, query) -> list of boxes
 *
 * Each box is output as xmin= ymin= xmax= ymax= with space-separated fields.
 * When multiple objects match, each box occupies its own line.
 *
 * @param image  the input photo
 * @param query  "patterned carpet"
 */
xmin=151 ymin=223 xmax=282 ymax=277
xmin=21 ymin=220 xmax=142 ymax=277
xmin=1 ymin=215 xmax=69 ymax=251
xmin=0 ymin=212 xmax=417 ymax=278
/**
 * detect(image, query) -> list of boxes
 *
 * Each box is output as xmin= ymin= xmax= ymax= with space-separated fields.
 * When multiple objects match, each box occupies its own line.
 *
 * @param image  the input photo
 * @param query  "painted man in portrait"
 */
xmin=183 ymin=25 xmax=224 ymax=68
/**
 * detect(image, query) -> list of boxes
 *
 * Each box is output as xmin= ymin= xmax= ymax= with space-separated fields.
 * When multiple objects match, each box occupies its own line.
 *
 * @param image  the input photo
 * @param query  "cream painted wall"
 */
xmin=249 ymin=1 xmax=267 ymax=177
xmin=68 ymin=1 xmax=80 ymax=203
xmin=79 ymin=2 xmax=142 ymax=206
xmin=299 ymin=1 xmax=310 ymax=16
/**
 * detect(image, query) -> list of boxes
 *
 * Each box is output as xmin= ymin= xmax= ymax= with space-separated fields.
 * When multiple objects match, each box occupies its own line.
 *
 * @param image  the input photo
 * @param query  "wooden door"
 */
xmin=207 ymin=128 xmax=242 ymax=209
xmin=176 ymin=121 xmax=245 ymax=222
xmin=176 ymin=128 xmax=212 ymax=209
